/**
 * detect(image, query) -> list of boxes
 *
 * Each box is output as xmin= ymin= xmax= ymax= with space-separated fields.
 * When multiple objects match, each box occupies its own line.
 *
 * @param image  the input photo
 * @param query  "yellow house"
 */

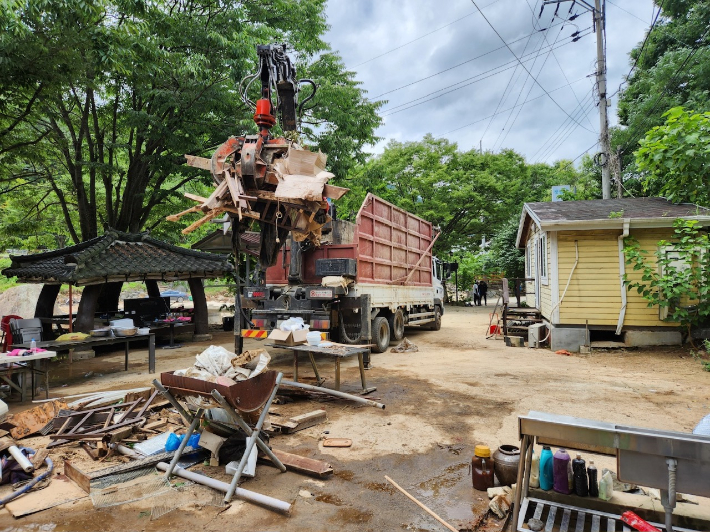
xmin=515 ymin=198 xmax=710 ymax=352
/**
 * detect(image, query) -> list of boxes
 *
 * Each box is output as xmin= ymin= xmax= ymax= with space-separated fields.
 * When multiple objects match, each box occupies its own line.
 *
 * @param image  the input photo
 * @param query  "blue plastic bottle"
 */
xmin=539 ymin=445 xmax=554 ymax=490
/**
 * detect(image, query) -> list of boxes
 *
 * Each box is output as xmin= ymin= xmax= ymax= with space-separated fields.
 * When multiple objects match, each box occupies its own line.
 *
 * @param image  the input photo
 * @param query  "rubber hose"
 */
xmin=0 ymin=457 xmax=54 ymax=507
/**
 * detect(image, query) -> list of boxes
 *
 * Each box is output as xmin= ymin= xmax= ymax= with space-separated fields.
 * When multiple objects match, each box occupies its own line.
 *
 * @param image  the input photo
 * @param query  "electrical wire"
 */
xmin=371 ymin=18 xmax=570 ymax=100
xmin=380 ymin=31 xmax=592 ymax=117
xmin=468 ymin=0 xmax=595 ymax=134
xmin=534 ymin=93 xmax=597 ymax=162
xmin=350 ymin=0 xmax=504 ymax=68
xmin=436 ymin=74 xmax=588 ymax=137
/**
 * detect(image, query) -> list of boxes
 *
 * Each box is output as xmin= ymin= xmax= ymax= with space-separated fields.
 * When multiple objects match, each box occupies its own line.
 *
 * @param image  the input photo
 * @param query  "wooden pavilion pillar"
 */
xmin=145 ymin=280 xmax=161 ymax=299
xmin=187 ymin=277 xmax=208 ymax=336
xmin=34 ymin=284 xmax=61 ymax=339
xmin=97 ymin=282 xmax=123 ymax=313
xmin=75 ymin=284 xmax=102 ymax=332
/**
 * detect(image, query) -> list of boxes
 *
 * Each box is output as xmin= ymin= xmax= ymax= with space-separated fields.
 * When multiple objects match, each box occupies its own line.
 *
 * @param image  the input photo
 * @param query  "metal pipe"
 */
xmin=209 ymin=390 xmax=286 ymax=472
xmin=152 ymin=379 xmax=193 ymax=425
xmin=665 ymin=458 xmax=677 ymax=532
xmin=281 ymin=380 xmax=385 ymax=409
xmin=616 ymin=219 xmax=630 ymax=335
xmin=163 ymin=407 xmax=203 ymax=480
xmin=224 ymin=373 xmax=283 ymax=502
xmin=8 ymin=446 xmax=34 ymax=473
xmin=109 ymin=443 xmax=141 ymax=459
xmin=156 ymin=462 xmax=291 ymax=514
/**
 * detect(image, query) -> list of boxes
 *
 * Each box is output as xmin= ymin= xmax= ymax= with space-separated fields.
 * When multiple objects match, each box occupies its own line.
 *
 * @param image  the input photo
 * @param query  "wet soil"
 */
xmin=1 ymin=306 xmax=709 ymax=531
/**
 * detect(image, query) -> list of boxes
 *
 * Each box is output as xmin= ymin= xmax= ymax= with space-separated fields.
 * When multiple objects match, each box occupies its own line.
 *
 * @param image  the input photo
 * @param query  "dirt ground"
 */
xmin=1 ymin=305 xmax=709 ymax=532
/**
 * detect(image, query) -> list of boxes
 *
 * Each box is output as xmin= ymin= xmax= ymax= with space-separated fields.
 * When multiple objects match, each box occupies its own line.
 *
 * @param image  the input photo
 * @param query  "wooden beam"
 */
xmin=184 ymin=192 xmax=209 ymax=204
xmin=184 ymin=154 xmax=212 ymax=171
xmin=323 ymin=184 xmax=349 ymax=201
xmin=181 ymin=210 xmax=219 ymax=235
xmin=271 ymin=409 xmax=327 ymax=434
xmin=64 ymin=460 xmax=90 ymax=493
xmin=166 ymin=205 xmax=202 ymax=222
xmin=262 ymin=449 xmax=333 ymax=477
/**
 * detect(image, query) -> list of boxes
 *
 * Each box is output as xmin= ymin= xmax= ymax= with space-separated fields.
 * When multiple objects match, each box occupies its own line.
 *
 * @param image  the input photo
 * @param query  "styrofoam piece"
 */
xmin=225 ymin=442 xmax=257 ymax=478
xmin=0 ymin=398 xmax=8 ymax=422
xmin=133 ymin=432 xmax=171 ymax=456
xmin=110 ymin=318 xmax=134 ymax=328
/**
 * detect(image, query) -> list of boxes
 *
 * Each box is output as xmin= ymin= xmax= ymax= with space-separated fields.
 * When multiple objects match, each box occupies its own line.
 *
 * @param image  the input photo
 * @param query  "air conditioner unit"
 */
xmin=528 ymin=323 xmax=547 ymax=348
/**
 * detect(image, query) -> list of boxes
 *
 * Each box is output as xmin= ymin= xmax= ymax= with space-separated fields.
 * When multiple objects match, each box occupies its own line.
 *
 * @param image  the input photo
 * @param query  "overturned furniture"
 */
xmin=153 ymin=370 xmax=290 ymax=512
xmin=513 ymin=411 xmax=710 ymax=531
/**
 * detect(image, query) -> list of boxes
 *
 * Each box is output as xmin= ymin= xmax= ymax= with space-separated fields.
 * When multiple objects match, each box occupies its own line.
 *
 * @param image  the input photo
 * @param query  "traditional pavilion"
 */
xmin=2 ymin=231 xmax=233 ymax=335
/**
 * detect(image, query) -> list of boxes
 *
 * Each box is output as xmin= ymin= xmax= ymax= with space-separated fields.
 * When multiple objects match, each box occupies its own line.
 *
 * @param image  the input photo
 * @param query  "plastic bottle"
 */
xmin=539 ymin=446 xmax=554 ymax=490
xmin=567 ymin=459 xmax=574 ymax=493
xmin=573 ymin=453 xmax=588 ymax=496
xmin=588 ymin=460 xmax=599 ymax=497
xmin=599 ymin=470 xmax=614 ymax=501
xmin=553 ymin=448 xmax=571 ymax=494
xmin=30 ymin=338 xmax=36 ymax=354
xmin=471 ymin=445 xmax=495 ymax=491
xmin=529 ymin=450 xmax=540 ymax=488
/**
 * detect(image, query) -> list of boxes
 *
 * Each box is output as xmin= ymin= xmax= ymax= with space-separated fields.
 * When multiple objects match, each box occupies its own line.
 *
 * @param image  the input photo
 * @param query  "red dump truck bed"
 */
xmin=266 ymin=193 xmax=434 ymax=286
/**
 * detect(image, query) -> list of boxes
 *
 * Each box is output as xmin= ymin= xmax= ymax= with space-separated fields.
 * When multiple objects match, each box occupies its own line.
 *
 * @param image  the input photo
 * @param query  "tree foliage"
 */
xmin=624 ymin=219 xmax=710 ymax=340
xmin=635 ymin=107 xmax=710 ymax=205
xmin=612 ymin=0 xmax=710 ymax=184
xmin=0 ymin=0 xmax=382 ymax=248
xmin=336 ymin=135 xmax=583 ymax=255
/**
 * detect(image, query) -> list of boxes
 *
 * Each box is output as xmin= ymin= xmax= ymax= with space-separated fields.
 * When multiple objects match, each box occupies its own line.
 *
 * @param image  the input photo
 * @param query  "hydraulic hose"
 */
xmin=0 ymin=457 xmax=54 ymax=507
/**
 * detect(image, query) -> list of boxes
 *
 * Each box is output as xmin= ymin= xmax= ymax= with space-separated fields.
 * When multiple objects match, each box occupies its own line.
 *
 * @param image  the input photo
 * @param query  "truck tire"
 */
xmin=372 ymin=317 xmax=390 ymax=353
xmin=388 ymin=309 xmax=405 ymax=342
xmin=427 ymin=306 xmax=442 ymax=331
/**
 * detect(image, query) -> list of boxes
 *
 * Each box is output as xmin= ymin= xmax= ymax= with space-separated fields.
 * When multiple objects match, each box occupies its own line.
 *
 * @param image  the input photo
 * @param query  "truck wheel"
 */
xmin=428 ymin=306 xmax=442 ymax=331
xmin=388 ymin=309 xmax=405 ymax=341
xmin=372 ymin=317 xmax=390 ymax=353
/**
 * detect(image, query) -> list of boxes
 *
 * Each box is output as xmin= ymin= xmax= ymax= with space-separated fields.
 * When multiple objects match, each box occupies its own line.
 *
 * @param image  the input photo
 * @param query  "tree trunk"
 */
xmin=145 ymin=280 xmax=161 ymax=298
xmin=75 ymin=284 xmax=102 ymax=332
xmin=188 ymin=277 xmax=208 ymax=336
xmin=97 ymin=282 xmax=123 ymax=313
xmin=34 ymin=284 xmax=61 ymax=340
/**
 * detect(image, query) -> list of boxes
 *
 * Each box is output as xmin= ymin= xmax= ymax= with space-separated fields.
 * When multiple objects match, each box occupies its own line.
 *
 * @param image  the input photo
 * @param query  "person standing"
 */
xmin=472 ymin=281 xmax=480 ymax=306
xmin=479 ymin=280 xmax=488 ymax=306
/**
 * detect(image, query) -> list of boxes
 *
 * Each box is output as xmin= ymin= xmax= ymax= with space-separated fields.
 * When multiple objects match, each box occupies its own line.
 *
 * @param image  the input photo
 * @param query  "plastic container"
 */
xmin=572 ymin=453 xmax=588 ymax=496
xmin=539 ymin=446 xmax=554 ymax=490
xmin=599 ymin=470 xmax=614 ymax=500
xmin=472 ymin=445 xmax=494 ymax=491
xmin=529 ymin=451 xmax=540 ymax=488
xmin=30 ymin=339 xmax=36 ymax=354
xmin=553 ymin=448 xmax=571 ymax=494
xmin=588 ymin=460 xmax=599 ymax=497
xmin=306 ymin=331 xmax=322 ymax=346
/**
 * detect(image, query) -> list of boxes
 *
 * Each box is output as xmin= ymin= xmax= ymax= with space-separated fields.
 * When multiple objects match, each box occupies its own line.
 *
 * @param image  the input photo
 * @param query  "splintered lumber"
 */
xmin=184 ymin=193 xmax=209 ymax=204
xmin=185 ymin=154 xmax=212 ymax=171
xmin=181 ymin=210 xmax=220 ymax=234
xmin=166 ymin=205 xmax=203 ymax=222
xmin=385 ymin=475 xmax=458 ymax=532
xmin=262 ymin=449 xmax=333 ymax=478
xmin=270 ymin=409 xmax=327 ymax=434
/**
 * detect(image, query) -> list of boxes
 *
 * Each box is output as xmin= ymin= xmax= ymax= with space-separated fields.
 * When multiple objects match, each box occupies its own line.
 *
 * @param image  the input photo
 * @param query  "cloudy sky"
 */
xmin=324 ymin=0 xmax=656 ymax=165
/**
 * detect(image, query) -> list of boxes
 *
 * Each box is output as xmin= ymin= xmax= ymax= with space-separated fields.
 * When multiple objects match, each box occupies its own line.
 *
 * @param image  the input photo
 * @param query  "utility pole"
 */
xmin=594 ymin=0 xmax=611 ymax=199
xmin=541 ymin=0 xmax=610 ymax=198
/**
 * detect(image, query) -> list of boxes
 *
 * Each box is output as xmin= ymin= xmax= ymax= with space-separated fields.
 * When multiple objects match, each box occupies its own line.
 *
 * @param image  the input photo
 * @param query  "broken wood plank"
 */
xmin=271 ymin=409 xmax=327 ymax=434
xmin=262 ymin=449 xmax=333 ymax=477
xmin=225 ymin=173 xmax=240 ymax=207
xmin=52 ymin=412 xmax=111 ymax=431
xmin=166 ymin=205 xmax=203 ymax=222
xmin=181 ymin=210 xmax=219 ymax=234
xmin=184 ymin=154 xmax=212 ymax=171
xmin=184 ymin=192 xmax=209 ymax=204
xmin=203 ymin=180 xmax=229 ymax=210
xmin=142 ymin=419 xmax=168 ymax=432
xmin=64 ymin=460 xmax=91 ymax=493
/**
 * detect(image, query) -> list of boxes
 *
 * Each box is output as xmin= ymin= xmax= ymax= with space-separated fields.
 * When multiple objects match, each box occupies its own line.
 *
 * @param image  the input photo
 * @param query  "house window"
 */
xmin=539 ymin=233 xmax=548 ymax=285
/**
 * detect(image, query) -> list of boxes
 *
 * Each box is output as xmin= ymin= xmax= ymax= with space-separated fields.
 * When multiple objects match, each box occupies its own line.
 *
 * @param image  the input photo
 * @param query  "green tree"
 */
xmin=624 ymin=218 xmax=710 ymax=342
xmin=635 ymin=107 xmax=710 ymax=205
xmin=0 ymin=0 xmax=381 ymax=247
xmin=481 ymin=215 xmax=525 ymax=279
xmin=612 ymin=0 xmax=710 ymax=179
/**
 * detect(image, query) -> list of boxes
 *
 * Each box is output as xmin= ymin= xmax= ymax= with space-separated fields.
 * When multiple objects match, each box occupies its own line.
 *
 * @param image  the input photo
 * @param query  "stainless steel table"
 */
xmin=0 ymin=350 xmax=57 ymax=401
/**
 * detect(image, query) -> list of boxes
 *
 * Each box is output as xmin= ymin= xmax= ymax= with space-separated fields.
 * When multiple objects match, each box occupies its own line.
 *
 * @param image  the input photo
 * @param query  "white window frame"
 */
xmin=539 ymin=232 xmax=548 ymax=285
xmin=526 ymin=242 xmax=531 ymax=277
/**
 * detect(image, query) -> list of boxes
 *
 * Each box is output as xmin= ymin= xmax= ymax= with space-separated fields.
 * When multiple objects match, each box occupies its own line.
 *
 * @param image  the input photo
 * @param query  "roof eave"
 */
xmin=539 ymin=215 xmax=710 ymax=232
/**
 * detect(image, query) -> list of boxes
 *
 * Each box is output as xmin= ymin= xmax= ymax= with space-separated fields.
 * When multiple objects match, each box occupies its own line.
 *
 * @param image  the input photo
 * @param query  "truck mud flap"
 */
xmin=339 ymin=294 xmax=371 ymax=343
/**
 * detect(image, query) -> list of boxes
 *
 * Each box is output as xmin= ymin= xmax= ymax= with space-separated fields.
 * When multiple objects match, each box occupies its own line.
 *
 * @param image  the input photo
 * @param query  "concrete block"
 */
xmin=624 ymin=330 xmax=681 ymax=347
xmin=550 ymin=327 xmax=586 ymax=353
xmin=71 ymin=347 xmax=95 ymax=360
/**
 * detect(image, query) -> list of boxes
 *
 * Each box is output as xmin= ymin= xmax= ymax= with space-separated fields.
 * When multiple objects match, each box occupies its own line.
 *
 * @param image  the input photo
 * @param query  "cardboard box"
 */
xmin=267 ymin=328 xmax=308 ymax=346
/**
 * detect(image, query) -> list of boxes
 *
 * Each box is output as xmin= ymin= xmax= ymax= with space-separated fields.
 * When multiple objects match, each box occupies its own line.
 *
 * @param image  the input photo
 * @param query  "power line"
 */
xmin=380 ymin=29 xmax=592 ymax=118
xmin=468 ymin=0 xmax=595 ymax=134
xmin=534 ymin=93 xmax=597 ymax=162
xmin=538 ymin=98 xmax=598 ymax=162
xmin=350 ymin=0 xmax=504 ymax=68
xmin=371 ymin=18 xmax=570 ymax=100
xmin=436 ymin=74 xmax=589 ymax=137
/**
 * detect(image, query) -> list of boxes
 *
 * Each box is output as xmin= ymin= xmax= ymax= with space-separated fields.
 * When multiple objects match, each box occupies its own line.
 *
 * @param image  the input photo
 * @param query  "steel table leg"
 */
xmin=357 ymin=353 xmax=376 ymax=394
xmin=307 ymin=351 xmax=324 ymax=385
xmin=124 ymin=340 xmax=129 ymax=371
xmin=293 ymin=350 xmax=299 ymax=381
xmin=148 ymin=334 xmax=156 ymax=373
xmin=223 ymin=372 xmax=284 ymax=502
xmin=512 ymin=434 xmax=530 ymax=530
xmin=334 ymin=358 xmax=340 ymax=390
xmin=164 ymin=407 xmax=203 ymax=480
